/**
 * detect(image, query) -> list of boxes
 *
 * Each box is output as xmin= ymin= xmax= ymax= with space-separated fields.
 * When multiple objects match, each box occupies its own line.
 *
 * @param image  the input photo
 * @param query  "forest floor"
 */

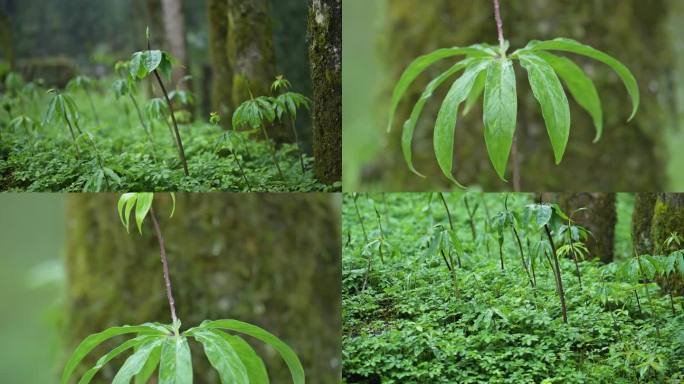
xmin=342 ymin=193 xmax=684 ymax=384
xmin=0 ymin=77 xmax=336 ymax=192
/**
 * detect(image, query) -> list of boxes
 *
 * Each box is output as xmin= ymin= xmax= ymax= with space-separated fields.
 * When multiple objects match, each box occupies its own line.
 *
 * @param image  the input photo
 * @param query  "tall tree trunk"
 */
xmin=378 ymin=0 xmax=672 ymax=191
xmin=227 ymin=0 xmax=284 ymax=140
xmin=650 ymin=194 xmax=684 ymax=253
xmin=557 ymin=193 xmax=617 ymax=263
xmin=63 ymin=194 xmax=341 ymax=383
xmin=161 ymin=0 xmax=189 ymax=89
xmin=208 ymin=0 xmax=232 ymax=125
xmin=308 ymin=0 xmax=342 ymax=184
xmin=631 ymin=193 xmax=658 ymax=254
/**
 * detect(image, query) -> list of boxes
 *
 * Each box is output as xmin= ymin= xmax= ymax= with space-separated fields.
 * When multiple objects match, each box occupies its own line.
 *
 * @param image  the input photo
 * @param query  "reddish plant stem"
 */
xmin=493 ymin=0 xmax=506 ymax=54
xmin=150 ymin=206 xmax=178 ymax=324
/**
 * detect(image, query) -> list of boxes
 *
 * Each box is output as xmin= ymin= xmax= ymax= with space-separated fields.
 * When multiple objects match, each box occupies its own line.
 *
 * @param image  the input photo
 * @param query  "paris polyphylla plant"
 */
xmin=388 ymin=0 xmax=639 ymax=189
xmin=61 ymin=193 xmax=305 ymax=384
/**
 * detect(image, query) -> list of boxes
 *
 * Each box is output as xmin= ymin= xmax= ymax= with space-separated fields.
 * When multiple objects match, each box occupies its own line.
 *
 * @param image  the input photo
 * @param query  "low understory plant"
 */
xmin=61 ymin=193 xmax=305 ymax=383
xmin=342 ymin=193 xmax=684 ymax=383
xmin=388 ymin=0 xmax=639 ymax=190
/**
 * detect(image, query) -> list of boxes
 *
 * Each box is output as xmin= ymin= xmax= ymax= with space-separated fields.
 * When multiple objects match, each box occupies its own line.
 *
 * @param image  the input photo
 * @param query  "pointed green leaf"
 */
xmin=401 ymin=59 xmax=473 ymax=177
xmin=135 ymin=342 xmax=162 ymax=384
xmin=520 ymin=38 xmax=638 ymax=121
xmin=463 ymin=70 xmax=486 ymax=116
xmin=118 ymin=193 xmax=137 ymax=230
xmin=214 ymin=331 xmax=269 ymax=384
xmin=190 ymin=319 xmax=304 ymax=384
xmin=79 ymin=336 xmax=155 ymax=384
xmin=143 ymin=50 xmax=163 ymax=74
xmin=483 ymin=58 xmax=517 ymax=180
xmin=434 ymin=60 xmax=489 ymax=186
xmin=519 ymin=53 xmax=571 ymax=164
xmin=169 ymin=193 xmax=176 ymax=218
xmin=135 ymin=193 xmax=154 ymax=234
xmin=194 ymin=330 xmax=248 ymax=384
xmin=113 ymin=339 xmax=163 ymax=384
xmin=535 ymin=51 xmax=603 ymax=142
xmin=62 ymin=325 xmax=164 ymax=384
xmin=159 ymin=336 xmax=193 ymax=384
xmin=425 ymin=230 xmax=444 ymax=258
xmin=388 ymin=45 xmax=495 ymax=132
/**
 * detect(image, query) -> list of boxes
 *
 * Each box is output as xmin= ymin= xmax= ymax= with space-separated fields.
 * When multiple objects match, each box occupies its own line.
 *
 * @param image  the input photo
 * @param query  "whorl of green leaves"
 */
xmin=129 ymin=50 xmax=178 ymax=82
xmin=61 ymin=319 xmax=305 ymax=384
xmin=232 ymin=97 xmax=277 ymax=130
xmin=145 ymin=98 xmax=169 ymax=120
xmin=44 ymin=90 xmax=80 ymax=125
xmin=117 ymin=192 xmax=175 ymax=234
xmin=389 ymin=38 xmax=639 ymax=186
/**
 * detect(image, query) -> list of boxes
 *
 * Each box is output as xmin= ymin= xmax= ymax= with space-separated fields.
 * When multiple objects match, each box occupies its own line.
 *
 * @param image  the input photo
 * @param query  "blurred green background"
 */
xmin=0 ymin=193 xmax=341 ymax=383
xmin=0 ymin=194 xmax=65 ymax=383
xmin=343 ymin=0 xmax=684 ymax=192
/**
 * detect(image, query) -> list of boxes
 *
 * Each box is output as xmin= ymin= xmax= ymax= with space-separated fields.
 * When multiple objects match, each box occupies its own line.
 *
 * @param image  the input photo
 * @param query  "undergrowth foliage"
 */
xmin=0 ymin=29 xmax=335 ymax=192
xmin=342 ymin=193 xmax=684 ymax=383
xmin=61 ymin=193 xmax=305 ymax=384
xmin=388 ymin=1 xmax=639 ymax=187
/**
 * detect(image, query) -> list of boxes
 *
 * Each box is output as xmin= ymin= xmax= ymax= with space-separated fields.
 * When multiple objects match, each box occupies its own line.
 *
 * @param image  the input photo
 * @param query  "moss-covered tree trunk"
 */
xmin=557 ymin=193 xmax=616 ymax=263
xmin=208 ymin=0 xmax=232 ymax=126
xmin=64 ymin=193 xmax=341 ymax=383
xmin=308 ymin=0 xmax=342 ymax=184
xmin=161 ymin=0 xmax=189 ymax=89
xmin=227 ymin=0 xmax=287 ymax=142
xmin=378 ymin=0 xmax=672 ymax=191
xmin=631 ymin=192 xmax=658 ymax=254
xmin=651 ymin=194 xmax=684 ymax=253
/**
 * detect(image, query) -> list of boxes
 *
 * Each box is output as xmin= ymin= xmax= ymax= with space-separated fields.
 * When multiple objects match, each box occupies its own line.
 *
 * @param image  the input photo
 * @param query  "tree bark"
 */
xmin=650 ymin=194 xmax=684 ymax=253
xmin=557 ymin=193 xmax=616 ymax=263
xmin=64 ymin=193 xmax=341 ymax=383
xmin=378 ymin=0 xmax=672 ymax=191
xmin=208 ymin=0 xmax=232 ymax=126
xmin=161 ymin=0 xmax=189 ymax=89
xmin=308 ymin=0 xmax=342 ymax=184
xmin=631 ymin=193 xmax=658 ymax=254
xmin=227 ymin=0 xmax=283 ymax=140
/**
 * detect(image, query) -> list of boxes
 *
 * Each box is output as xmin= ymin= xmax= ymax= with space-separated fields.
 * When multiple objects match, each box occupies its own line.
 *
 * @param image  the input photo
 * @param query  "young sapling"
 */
xmin=388 ymin=0 xmax=639 ymax=190
xmin=61 ymin=193 xmax=305 ymax=383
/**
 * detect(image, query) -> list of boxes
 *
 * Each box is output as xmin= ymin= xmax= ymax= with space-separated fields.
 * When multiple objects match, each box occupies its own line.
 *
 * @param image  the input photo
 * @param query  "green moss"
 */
xmin=308 ymin=0 xmax=342 ymax=183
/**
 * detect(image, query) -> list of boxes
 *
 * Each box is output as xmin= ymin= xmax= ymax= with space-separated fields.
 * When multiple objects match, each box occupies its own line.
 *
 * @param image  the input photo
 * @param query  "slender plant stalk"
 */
xmin=545 ymin=223 xmax=568 ymax=323
xmin=482 ymin=195 xmax=492 ymax=258
xmin=439 ymin=193 xmax=461 ymax=268
xmin=224 ymin=133 xmax=253 ymax=192
xmin=356 ymin=196 xmax=372 ymax=291
xmin=526 ymin=238 xmax=537 ymax=287
xmin=150 ymin=206 xmax=178 ymax=325
xmin=84 ymin=87 xmax=101 ymax=126
xmin=63 ymin=112 xmax=81 ymax=158
xmin=288 ymin=117 xmax=306 ymax=174
xmin=382 ymin=193 xmax=390 ymax=230
xmin=260 ymin=124 xmax=286 ymax=181
xmin=374 ymin=206 xmax=386 ymax=263
xmin=635 ymin=252 xmax=661 ymax=337
xmin=493 ymin=0 xmax=505 ymax=54
xmin=153 ymin=69 xmax=189 ymax=176
xmin=665 ymin=276 xmax=676 ymax=315
xmin=498 ymin=235 xmax=505 ymax=271
xmin=569 ymin=243 xmax=583 ymax=290
xmin=463 ymin=195 xmax=478 ymax=241
xmin=512 ymin=225 xmax=534 ymax=288
xmin=634 ymin=290 xmax=643 ymax=315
